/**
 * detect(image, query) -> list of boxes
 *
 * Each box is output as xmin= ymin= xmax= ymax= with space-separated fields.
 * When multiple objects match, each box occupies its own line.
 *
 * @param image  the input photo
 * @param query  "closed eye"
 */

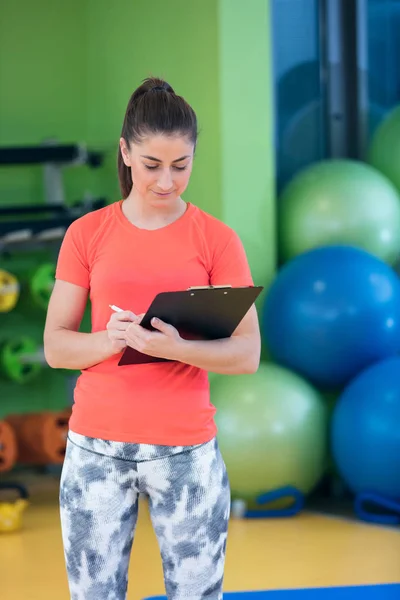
xmin=144 ymin=165 xmax=188 ymax=171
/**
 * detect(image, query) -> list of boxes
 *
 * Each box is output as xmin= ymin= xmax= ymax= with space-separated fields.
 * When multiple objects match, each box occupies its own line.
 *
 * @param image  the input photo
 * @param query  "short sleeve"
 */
xmin=55 ymin=219 xmax=90 ymax=289
xmin=209 ymin=229 xmax=254 ymax=287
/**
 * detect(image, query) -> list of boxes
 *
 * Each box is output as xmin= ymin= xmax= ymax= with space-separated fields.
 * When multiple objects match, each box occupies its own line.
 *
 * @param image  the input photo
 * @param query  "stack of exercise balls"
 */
xmin=211 ymin=104 xmax=400 ymax=521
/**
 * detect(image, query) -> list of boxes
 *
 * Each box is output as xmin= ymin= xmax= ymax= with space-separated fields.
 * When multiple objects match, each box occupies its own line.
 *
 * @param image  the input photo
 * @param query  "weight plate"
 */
xmin=0 ymin=269 xmax=20 ymax=313
xmin=0 ymin=421 xmax=18 ymax=473
xmin=30 ymin=263 xmax=55 ymax=309
xmin=0 ymin=337 xmax=42 ymax=384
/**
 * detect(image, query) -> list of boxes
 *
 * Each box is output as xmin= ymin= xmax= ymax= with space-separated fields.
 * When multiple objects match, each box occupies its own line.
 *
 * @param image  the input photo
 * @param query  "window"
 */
xmin=272 ymin=0 xmax=400 ymax=189
xmin=272 ymin=0 xmax=327 ymax=191
xmin=367 ymin=0 xmax=400 ymax=137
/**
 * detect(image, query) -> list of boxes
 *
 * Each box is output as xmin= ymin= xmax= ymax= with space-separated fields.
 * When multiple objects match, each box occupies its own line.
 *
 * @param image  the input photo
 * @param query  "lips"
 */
xmin=153 ymin=190 xmax=174 ymax=197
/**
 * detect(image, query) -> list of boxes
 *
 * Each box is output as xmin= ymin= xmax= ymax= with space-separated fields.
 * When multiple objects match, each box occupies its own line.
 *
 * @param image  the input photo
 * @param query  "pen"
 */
xmin=109 ymin=304 xmax=124 ymax=312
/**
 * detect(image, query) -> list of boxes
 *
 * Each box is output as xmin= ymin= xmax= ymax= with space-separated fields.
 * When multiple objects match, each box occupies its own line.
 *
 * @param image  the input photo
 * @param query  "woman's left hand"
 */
xmin=125 ymin=317 xmax=183 ymax=359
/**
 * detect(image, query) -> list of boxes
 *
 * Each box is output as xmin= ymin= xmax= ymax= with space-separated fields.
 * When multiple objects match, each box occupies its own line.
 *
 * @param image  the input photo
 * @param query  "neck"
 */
xmin=122 ymin=191 xmax=187 ymax=230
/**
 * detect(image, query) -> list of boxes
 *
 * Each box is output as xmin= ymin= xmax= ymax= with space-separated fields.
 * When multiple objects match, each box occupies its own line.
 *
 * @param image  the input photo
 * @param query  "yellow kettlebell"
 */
xmin=0 ymin=483 xmax=29 ymax=533
xmin=0 ymin=269 xmax=20 ymax=313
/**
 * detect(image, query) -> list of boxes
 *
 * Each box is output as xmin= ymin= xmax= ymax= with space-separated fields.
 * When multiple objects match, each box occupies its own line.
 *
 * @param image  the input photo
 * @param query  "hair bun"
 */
xmin=151 ymin=85 xmax=168 ymax=92
xmin=149 ymin=80 xmax=174 ymax=94
xmin=131 ymin=78 xmax=174 ymax=103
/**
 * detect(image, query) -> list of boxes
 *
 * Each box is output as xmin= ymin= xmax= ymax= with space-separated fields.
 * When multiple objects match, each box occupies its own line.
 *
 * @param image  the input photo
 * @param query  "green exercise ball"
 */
xmin=211 ymin=363 xmax=328 ymax=509
xmin=278 ymin=159 xmax=400 ymax=265
xmin=369 ymin=105 xmax=400 ymax=195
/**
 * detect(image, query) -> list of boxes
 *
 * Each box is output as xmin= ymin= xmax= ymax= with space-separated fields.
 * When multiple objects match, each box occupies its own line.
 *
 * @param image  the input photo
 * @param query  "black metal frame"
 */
xmin=319 ymin=0 xmax=369 ymax=159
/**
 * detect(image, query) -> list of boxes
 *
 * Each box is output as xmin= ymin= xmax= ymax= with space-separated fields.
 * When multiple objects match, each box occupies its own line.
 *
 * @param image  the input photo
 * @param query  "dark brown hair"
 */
xmin=117 ymin=77 xmax=198 ymax=198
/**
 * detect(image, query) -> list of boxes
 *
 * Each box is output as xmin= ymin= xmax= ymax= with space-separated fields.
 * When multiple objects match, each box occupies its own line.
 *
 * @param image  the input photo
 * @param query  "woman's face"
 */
xmin=120 ymin=133 xmax=195 ymax=206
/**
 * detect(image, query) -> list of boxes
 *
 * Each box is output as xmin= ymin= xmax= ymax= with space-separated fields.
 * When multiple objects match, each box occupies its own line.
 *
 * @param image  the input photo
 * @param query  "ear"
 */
xmin=119 ymin=138 xmax=131 ymax=167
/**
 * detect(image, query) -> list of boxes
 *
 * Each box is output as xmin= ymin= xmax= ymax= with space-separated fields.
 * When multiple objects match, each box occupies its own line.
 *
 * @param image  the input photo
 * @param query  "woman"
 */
xmin=44 ymin=77 xmax=261 ymax=600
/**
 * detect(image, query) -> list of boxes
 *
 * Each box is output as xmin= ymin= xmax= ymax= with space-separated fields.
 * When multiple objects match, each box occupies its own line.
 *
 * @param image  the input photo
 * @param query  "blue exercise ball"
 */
xmin=331 ymin=356 xmax=400 ymax=499
xmin=262 ymin=245 xmax=400 ymax=389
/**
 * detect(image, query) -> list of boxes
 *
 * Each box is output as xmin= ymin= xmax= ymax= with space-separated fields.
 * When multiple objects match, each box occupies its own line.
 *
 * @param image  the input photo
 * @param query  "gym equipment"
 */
xmin=143 ymin=583 xmax=400 ymax=599
xmin=368 ymin=105 xmax=400 ymax=194
xmin=0 ymin=143 xmax=103 ymax=166
xmin=0 ymin=337 xmax=45 ymax=384
xmin=30 ymin=262 xmax=55 ymax=309
xmin=0 ymin=197 xmax=106 ymax=244
xmin=0 ymin=141 xmax=106 ymax=247
xmin=0 ymin=269 xmax=20 ymax=312
xmin=331 ymin=356 xmax=400 ymax=524
xmin=5 ymin=410 xmax=71 ymax=465
xmin=0 ymin=420 xmax=17 ymax=473
xmin=0 ymin=257 xmax=55 ymax=310
xmin=0 ymin=142 xmax=103 ymax=205
xmin=0 ymin=483 xmax=29 ymax=533
xmin=245 ymin=485 xmax=305 ymax=518
xmin=211 ymin=363 xmax=327 ymax=515
xmin=278 ymin=159 xmax=400 ymax=265
xmin=262 ymin=245 xmax=400 ymax=390
xmin=355 ymin=493 xmax=400 ymax=527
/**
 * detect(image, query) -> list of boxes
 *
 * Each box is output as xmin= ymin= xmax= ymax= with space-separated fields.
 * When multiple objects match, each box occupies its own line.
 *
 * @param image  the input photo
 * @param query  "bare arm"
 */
xmin=125 ymin=305 xmax=261 ymax=375
xmin=43 ymin=280 xmax=132 ymax=370
xmin=172 ymin=305 xmax=261 ymax=374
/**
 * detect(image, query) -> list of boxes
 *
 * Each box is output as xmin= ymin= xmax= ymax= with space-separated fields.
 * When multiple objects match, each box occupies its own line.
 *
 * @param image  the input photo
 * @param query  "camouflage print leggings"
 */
xmin=59 ymin=431 xmax=231 ymax=600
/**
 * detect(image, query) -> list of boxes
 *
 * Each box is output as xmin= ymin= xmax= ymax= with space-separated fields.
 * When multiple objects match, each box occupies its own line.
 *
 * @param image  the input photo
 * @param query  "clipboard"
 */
xmin=118 ymin=284 xmax=263 ymax=366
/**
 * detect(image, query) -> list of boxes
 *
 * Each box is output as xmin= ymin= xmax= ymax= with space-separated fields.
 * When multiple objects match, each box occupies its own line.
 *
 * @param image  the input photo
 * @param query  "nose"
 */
xmin=157 ymin=168 xmax=173 ymax=191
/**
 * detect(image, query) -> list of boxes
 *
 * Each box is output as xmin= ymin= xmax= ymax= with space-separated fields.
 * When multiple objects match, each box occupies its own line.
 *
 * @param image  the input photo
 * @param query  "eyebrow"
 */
xmin=141 ymin=155 xmax=190 ymax=163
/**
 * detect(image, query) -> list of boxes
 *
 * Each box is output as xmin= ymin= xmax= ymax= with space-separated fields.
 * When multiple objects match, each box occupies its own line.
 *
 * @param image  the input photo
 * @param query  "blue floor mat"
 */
xmin=143 ymin=583 xmax=400 ymax=599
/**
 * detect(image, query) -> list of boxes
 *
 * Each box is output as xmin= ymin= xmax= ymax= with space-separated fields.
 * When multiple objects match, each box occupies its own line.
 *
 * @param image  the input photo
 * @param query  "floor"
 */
xmin=143 ymin=585 xmax=400 ymax=600
xmin=0 ymin=476 xmax=399 ymax=600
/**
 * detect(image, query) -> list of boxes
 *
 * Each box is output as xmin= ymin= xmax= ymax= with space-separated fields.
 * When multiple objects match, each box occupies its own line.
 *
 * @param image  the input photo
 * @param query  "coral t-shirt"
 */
xmin=55 ymin=200 xmax=254 ymax=445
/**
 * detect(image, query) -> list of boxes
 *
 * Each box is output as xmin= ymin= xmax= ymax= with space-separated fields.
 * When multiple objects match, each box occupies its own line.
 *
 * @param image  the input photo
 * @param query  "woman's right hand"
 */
xmin=106 ymin=311 xmax=142 ymax=354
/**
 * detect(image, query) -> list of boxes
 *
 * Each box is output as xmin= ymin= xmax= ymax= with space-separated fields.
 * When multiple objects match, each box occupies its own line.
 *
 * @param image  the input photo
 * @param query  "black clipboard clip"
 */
xmin=187 ymin=284 xmax=232 ymax=290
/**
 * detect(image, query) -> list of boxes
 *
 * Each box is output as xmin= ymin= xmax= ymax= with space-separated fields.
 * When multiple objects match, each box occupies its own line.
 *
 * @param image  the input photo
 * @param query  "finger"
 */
xmin=125 ymin=331 xmax=145 ymax=351
xmin=133 ymin=313 xmax=145 ymax=324
xmin=113 ymin=321 xmax=134 ymax=331
xmin=150 ymin=317 xmax=173 ymax=335
xmin=113 ymin=310 xmax=137 ymax=322
xmin=109 ymin=331 xmax=128 ymax=342
xmin=107 ymin=321 xmax=133 ymax=333
xmin=126 ymin=323 xmax=152 ymax=342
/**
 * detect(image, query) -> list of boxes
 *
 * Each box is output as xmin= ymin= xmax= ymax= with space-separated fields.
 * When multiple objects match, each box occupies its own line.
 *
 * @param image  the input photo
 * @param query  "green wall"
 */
xmin=0 ymin=0 xmax=275 ymax=419
xmin=0 ymin=0 xmax=88 ymax=206
xmin=84 ymin=0 xmax=222 ymax=216
xmin=218 ymin=0 xmax=275 ymax=291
